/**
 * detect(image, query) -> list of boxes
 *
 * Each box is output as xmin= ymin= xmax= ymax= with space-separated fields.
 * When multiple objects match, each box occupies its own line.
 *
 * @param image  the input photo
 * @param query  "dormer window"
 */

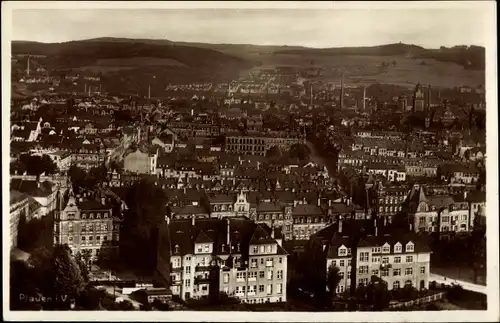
xmin=338 ymin=247 xmax=347 ymax=256
xmin=382 ymin=243 xmax=391 ymax=253
xmin=222 ymin=244 xmax=226 ymax=252
xmin=394 ymin=243 xmax=402 ymax=253
xmin=406 ymin=242 xmax=415 ymax=252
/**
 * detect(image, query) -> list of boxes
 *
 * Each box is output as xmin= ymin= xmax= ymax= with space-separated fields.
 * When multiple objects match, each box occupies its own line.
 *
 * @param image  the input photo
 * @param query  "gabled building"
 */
xmin=160 ymin=218 xmax=288 ymax=303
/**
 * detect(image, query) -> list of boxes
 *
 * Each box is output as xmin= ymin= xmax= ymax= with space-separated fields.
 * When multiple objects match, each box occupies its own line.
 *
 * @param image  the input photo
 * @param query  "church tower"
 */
xmin=413 ymin=83 xmax=425 ymax=112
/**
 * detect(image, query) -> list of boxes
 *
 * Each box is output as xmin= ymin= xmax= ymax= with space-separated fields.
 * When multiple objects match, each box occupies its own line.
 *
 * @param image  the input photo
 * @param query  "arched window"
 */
xmin=405 ymin=280 xmax=412 ymax=287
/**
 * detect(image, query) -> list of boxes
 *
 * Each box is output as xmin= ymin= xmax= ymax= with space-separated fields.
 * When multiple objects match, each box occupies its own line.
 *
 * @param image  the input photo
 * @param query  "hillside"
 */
xmin=12 ymin=40 xmax=252 ymax=70
xmin=11 ymin=38 xmax=485 ymax=89
xmin=273 ymin=43 xmax=485 ymax=70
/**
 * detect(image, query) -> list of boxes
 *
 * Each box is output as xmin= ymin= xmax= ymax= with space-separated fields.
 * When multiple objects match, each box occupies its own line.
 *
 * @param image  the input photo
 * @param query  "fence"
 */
xmin=388 ymin=292 xmax=445 ymax=309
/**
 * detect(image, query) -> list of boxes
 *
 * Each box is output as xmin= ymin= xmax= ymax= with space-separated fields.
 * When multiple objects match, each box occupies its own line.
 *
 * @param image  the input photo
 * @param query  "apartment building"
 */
xmin=307 ymin=219 xmax=431 ymax=295
xmin=404 ymin=184 xmax=471 ymax=235
xmin=163 ymin=218 xmax=288 ymax=303
xmin=53 ymin=190 xmax=121 ymax=262
xmin=10 ymin=190 xmax=43 ymax=248
xmin=292 ymin=203 xmax=328 ymax=240
xmin=123 ymin=147 xmax=158 ymax=175
xmin=225 ymin=132 xmax=303 ymax=156
xmin=249 ymin=202 xmax=293 ymax=240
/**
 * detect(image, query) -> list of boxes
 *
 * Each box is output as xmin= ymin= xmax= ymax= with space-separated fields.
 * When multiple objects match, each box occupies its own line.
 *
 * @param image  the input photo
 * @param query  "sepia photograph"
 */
xmin=2 ymin=1 xmax=498 ymax=322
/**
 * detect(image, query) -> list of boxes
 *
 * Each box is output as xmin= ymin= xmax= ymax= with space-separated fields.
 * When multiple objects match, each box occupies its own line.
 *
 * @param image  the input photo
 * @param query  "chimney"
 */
xmin=346 ymin=197 xmax=351 ymax=206
xmin=464 ymin=190 xmax=468 ymax=200
xmin=101 ymin=197 xmax=106 ymax=205
xmin=374 ymin=217 xmax=378 ymax=236
xmin=191 ymin=214 xmax=195 ymax=226
xmin=226 ymin=218 xmax=231 ymax=246
xmin=257 ymin=162 xmax=260 ymax=171
xmin=384 ymin=216 xmax=388 ymax=227
xmin=271 ymin=226 xmax=275 ymax=239
xmin=409 ymin=222 xmax=413 ymax=232
xmin=317 ymin=197 xmax=321 ymax=207
xmin=166 ymin=216 xmax=170 ymax=225
xmin=183 ymin=186 xmax=187 ymax=194
xmin=338 ymin=216 xmax=343 ymax=234
xmin=328 ymin=199 xmax=332 ymax=207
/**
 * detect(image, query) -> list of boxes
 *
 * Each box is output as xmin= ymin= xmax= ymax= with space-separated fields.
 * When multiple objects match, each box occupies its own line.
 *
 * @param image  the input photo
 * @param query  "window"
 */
xmin=358 ymin=278 xmax=369 ymax=286
xmin=204 ymin=245 xmax=210 ymax=253
xmin=253 ymin=246 xmax=258 ymax=254
xmin=339 ymin=260 xmax=345 ymax=267
xmin=372 ymin=257 xmax=379 ymax=263
xmin=359 ymin=266 xmax=369 ymax=274
xmin=185 ymin=267 xmax=191 ymax=274
xmin=382 ymin=244 xmax=390 ymax=253
xmin=348 ymin=259 xmax=352 ymax=267
xmin=259 ymin=271 xmax=265 ymax=278
xmin=406 ymin=256 xmax=414 ymax=263
xmin=394 ymin=243 xmax=402 ymax=253
xmin=360 ymin=252 xmax=369 ymax=262
xmin=406 ymin=242 xmax=414 ymax=252
xmin=338 ymin=247 xmax=347 ymax=256
xmin=382 ymin=257 xmax=389 ymax=264
xmin=372 ymin=269 xmax=379 ymax=276
xmin=267 ymin=268 xmax=273 ymax=280
xmin=249 ymin=272 xmax=257 ymax=280
xmin=405 ymin=268 xmax=413 ymax=276
xmin=277 ymin=270 xmax=283 ymax=279
xmin=267 ymin=284 xmax=273 ymax=295
xmin=251 ymin=259 xmax=258 ymax=268
xmin=259 ymin=285 xmax=264 ymax=293
xmin=393 ymin=269 xmax=401 ymax=276
xmin=393 ymin=281 xmax=400 ymax=289
xmin=260 ymin=258 xmax=264 ymax=265
xmin=185 ymin=279 xmax=191 ymax=287
xmin=420 ymin=266 xmax=426 ymax=274
xmin=277 ymin=283 xmax=283 ymax=294
xmin=394 ymin=256 xmax=401 ymax=264
xmin=266 ymin=245 xmax=272 ymax=253
xmin=405 ymin=280 xmax=413 ymax=287
xmin=381 ymin=269 xmax=389 ymax=277
xmin=236 ymin=272 xmax=246 ymax=281
xmin=223 ymin=273 xmax=229 ymax=283
xmin=279 ymin=257 xmax=282 ymax=264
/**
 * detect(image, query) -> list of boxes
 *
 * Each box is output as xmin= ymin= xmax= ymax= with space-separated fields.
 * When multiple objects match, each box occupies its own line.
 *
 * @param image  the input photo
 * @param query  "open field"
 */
xmin=245 ymin=53 xmax=484 ymax=88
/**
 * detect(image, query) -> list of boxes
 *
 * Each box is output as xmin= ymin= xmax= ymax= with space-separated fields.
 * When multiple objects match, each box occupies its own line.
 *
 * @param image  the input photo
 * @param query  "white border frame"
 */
xmin=2 ymin=1 xmax=498 ymax=322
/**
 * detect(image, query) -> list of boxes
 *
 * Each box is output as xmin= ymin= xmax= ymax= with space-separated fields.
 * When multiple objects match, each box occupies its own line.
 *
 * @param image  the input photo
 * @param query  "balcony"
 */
xmin=265 ymin=260 xmax=274 ymax=267
xmin=195 ymin=264 xmax=212 ymax=271
xmin=194 ymin=276 xmax=211 ymax=284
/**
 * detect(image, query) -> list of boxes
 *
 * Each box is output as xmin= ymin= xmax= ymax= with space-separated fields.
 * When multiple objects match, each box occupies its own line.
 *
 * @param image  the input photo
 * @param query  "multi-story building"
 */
xmin=162 ymin=218 xmax=288 ymax=303
xmin=69 ymin=143 xmax=107 ymax=171
xmin=225 ymin=131 xmax=303 ymax=156
xmin=404 ymin=184 xmax=471 ymax=235
xmin=307 ymin=219 xmax=431 ymax=295
xmin=466 ymin=190 xmax=486 ymax=228
xmin=249 ymin=202 xmax=293 ymax=241
xmin=123 ymin=147 xmax=158 ymax=175
xmin=292 ymin=203 xmax=328 ymax=240
xmin=375 ymin=184 xmax=407 ymax=221
xmin=9 ymin=190 xmax=42 ymax=248
xmin=53 ymin=190 xmax=121 ymax=262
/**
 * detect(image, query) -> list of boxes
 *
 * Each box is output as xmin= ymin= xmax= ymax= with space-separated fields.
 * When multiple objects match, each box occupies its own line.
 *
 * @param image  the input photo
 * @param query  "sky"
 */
xmin=10 ymin=6 xmax=491 ymax=48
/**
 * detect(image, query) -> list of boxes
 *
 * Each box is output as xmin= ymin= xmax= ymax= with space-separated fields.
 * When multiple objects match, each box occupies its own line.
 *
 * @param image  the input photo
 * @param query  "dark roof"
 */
xmin=10 ymin=179 xmax=54 ymax=197
xmin=77 ymin=199 xmax=112 ymax=211
xmin=257 ymin=202 xmax=282 ymax=213
xmin=292 ymin=204 xmax=324 ymax=217
xmin=466 ymin=190 xmax=486 ymax=203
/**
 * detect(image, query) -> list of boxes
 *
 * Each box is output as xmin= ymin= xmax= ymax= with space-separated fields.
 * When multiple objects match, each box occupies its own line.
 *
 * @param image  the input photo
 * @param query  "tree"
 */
xmin=265 ymin=146 xmax=283 ymax=160
xmin=18 ymin=154 xmax=58 ymax=176
xmin=74 ymin=249 xmax=92 ymax=283
xmin=326 ymin=264 xmax=342 ymax=297
xmin=122 ymin=180 xmax=167 ymax=272
xmin=366 ymin=276 xmax=391 ymax=310
xmin=68 ymin=165 xmax=88 ymax=192
xmin=51 ymin=245 xmax=85 ymax=299
xmin=288 ymin=143 xmax=311 ymax=162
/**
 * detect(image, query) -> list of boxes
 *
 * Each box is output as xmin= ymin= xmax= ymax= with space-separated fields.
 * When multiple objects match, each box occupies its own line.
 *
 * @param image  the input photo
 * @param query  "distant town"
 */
xmin=10 ymin=49 xmax=486 ymax=312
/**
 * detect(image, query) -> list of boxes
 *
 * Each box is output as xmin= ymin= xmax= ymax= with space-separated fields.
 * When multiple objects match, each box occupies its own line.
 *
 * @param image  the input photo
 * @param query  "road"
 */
xmin=429 ymin=273 xmax=487 ymax=295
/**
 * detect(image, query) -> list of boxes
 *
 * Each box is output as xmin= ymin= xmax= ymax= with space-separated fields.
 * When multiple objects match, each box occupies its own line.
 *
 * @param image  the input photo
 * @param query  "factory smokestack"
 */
xmin=340 ymin=72 xmax=345 ymax=109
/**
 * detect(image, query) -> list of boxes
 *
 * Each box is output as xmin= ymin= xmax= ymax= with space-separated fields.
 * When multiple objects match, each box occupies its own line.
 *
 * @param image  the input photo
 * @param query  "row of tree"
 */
xmin=11 ymin=154 xmax=57 ymax=176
